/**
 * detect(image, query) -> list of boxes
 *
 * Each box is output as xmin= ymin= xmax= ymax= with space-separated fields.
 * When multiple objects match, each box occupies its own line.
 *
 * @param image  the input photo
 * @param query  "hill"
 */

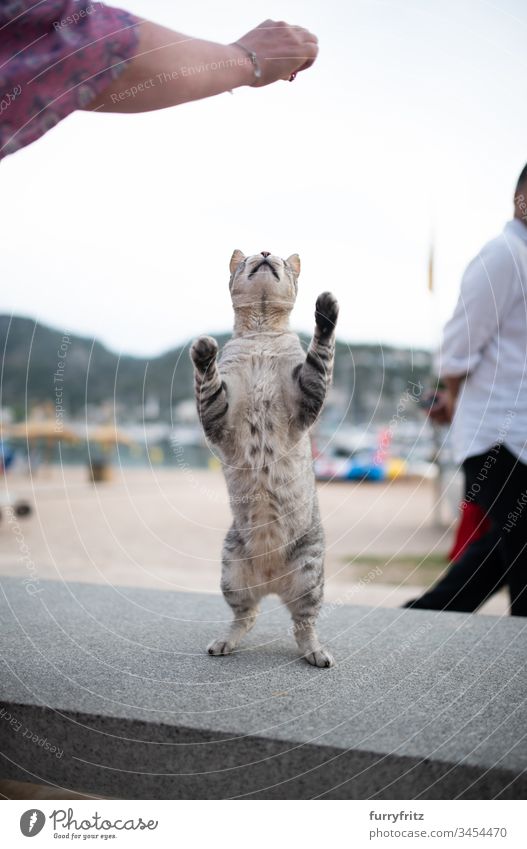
xmin=0 ymin=315 xmax=432 ymax=423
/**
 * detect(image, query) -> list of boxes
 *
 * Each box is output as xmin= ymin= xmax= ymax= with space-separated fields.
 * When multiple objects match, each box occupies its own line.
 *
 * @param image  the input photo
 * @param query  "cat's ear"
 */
xmin=229 ymin=250 xmax=245 ymax=274
xmin=286 ymin=254 xmax=301 ymax=275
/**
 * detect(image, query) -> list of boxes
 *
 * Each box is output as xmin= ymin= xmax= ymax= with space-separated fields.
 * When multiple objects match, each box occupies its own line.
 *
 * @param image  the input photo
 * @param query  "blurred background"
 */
xmin=2 ymin=0 xmax=525 ymax=613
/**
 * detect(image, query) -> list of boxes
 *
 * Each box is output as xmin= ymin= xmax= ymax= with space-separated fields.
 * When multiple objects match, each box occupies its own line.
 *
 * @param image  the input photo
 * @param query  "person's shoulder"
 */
xmin=482 ymin=229 xmax=517 ymax=259
xmin=466 ymin=228 xmax=518 ymax=278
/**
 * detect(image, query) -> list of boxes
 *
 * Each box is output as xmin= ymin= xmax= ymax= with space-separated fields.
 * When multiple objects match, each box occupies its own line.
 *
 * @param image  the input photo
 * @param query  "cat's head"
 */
xmin=228 ymin=250 xmax=301 ymax=313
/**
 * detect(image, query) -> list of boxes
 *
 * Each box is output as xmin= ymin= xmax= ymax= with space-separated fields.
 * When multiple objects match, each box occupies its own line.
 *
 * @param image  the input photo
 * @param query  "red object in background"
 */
xmin=449 ymin=502 xmax=491 ymax=562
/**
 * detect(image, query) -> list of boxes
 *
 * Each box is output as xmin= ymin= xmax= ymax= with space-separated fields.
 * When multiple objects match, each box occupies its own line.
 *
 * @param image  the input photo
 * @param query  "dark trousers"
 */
xmin=406 ymin=445 xmax=527 ymax=616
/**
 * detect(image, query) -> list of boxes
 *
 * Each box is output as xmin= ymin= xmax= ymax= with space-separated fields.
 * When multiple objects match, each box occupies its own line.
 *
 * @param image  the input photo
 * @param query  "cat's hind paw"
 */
xmin=207 ymin=637 xmax=235 ymax=656
xmin=304 ymin=648 xmax=335 ymax=668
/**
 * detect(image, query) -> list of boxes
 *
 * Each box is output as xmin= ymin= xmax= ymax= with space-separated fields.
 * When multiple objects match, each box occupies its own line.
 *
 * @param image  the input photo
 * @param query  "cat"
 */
xmin=190 ymin=250 xmax=339 ymax=667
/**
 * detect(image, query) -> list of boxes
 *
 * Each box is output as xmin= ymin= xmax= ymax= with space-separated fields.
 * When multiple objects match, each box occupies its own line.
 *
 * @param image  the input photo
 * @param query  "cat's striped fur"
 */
xmin=190 ymin=250 xmax=338 ymax=667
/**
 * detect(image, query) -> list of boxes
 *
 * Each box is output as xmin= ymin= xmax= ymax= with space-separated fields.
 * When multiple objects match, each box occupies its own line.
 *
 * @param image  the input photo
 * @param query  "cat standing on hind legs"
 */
xmin=190 ymin=249 xmax=339 ymax=668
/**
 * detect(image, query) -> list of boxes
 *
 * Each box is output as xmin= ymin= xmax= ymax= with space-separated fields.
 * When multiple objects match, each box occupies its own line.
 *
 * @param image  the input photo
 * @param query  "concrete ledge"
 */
xmin=0 ymin=577 xmax=526 ymax=799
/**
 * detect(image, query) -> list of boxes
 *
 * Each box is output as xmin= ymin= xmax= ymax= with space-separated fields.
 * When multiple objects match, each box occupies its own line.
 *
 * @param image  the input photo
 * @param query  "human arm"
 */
xmin=84 ymin=19 xmax=319 ymax=113
xmin=427 ymin=376 xmax=464 ymax=425
xmin=431 ymin=239 xmax=516 ymax=423
xmin=439 ymin=240 xmax=516 ymax=379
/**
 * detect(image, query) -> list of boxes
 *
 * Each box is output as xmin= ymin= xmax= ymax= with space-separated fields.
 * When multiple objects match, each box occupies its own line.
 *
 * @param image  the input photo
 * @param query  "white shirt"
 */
xmin=439 ymin=218 xmax=527 ymax=464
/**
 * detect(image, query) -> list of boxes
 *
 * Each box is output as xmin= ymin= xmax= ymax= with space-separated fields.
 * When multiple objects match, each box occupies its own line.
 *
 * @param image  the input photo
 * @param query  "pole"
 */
xmin=427 ymin=235 xmax=446 ymax=528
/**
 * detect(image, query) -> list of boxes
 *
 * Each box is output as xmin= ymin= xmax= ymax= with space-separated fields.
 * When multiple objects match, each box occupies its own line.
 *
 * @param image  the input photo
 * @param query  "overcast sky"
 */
xmin=2 ymin=0 xmax=527 ymax=356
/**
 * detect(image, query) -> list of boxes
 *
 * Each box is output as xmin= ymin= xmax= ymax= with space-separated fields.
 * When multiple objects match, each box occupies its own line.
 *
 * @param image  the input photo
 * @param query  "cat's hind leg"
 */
xmin=288 ymin=597 xmax=334 ymax=668
xmin=282 ymin=541 xmax=334 ymax=668
xmin=207 ymin=528 xmax=259 ymax=656
xmin=207 ymin=593 xmax=258 ymax=656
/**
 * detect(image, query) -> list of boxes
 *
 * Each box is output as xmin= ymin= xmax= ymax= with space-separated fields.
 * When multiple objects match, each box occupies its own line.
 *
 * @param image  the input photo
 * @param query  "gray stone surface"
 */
xmin=0 ymin=576 xmax=526 ymax=799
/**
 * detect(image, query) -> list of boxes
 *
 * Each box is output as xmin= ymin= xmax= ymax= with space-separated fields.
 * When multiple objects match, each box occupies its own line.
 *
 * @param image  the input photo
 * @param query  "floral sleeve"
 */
xmin=0 ymin=1 xmax=141 ymax=159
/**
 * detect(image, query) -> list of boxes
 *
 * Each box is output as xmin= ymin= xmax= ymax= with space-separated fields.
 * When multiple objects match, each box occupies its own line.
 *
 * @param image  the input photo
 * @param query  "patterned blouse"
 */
xmin=0 ymin=1 xmax=140 ymax=160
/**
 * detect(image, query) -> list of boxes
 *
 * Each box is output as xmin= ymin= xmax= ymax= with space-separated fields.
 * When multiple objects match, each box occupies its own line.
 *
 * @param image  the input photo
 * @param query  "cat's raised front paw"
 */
xmin=190 ymin=335 xmax=218 ymax=371
xmin=315 ymin=292 xmax=339 ymax=337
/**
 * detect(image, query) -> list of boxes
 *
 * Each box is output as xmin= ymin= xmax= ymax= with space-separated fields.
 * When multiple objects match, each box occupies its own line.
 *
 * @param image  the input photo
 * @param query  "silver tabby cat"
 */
xmin=190 ymin=250 xmax=339 ymax=667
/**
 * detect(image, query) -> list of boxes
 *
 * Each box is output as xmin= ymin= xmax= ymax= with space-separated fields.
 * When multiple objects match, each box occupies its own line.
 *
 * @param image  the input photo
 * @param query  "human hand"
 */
xmin=426 ymin=390 xmax=455 ymax=425
xmin=233 ymin=20 xmax=319 ymax=86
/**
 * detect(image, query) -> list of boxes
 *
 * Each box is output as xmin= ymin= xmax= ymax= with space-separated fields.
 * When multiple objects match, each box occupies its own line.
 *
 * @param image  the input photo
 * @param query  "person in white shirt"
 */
xmin=406 ymin=164 xmax=527 ymax=616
